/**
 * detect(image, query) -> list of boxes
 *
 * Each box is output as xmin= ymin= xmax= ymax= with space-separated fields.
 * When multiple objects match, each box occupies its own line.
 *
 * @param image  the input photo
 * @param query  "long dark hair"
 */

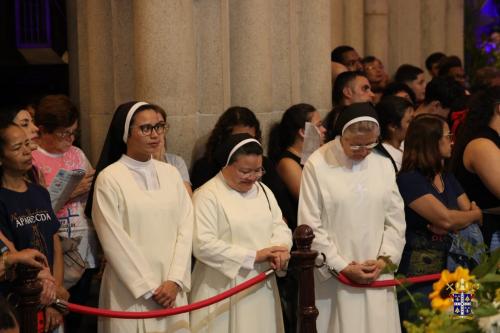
xmin=401 ymin=114 xmax=446 ymax=181
xmin=451 ymin=86 xmax=500 ymax=172
xmin=204 ymin=107 xmax=262 ymax=162
xmin=268 ymin=103 xmax=316 ymax=162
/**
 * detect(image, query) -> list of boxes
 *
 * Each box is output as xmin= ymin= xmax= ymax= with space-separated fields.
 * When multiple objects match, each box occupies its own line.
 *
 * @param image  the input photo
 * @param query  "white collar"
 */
xmin=324 ymin=137 xmax=367 ymax=171
xmin=119 ymin=154 xmax=154 ymax=169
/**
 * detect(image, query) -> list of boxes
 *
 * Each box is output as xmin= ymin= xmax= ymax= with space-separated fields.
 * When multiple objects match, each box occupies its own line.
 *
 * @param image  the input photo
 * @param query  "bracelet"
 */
xmin=2 ymin=252 xmax=11 ymax=269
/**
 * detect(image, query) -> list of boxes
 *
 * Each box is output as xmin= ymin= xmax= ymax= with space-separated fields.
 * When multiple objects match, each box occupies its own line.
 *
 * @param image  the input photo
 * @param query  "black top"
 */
xmin=0 ymin=183 xmax=60 ymax=267
xmin=275 ymin=150 xmax=302 ymax=232
xmin=454 ymin=127 xmax=500 ymax=210
xmin=191 ymin=156 xmax=221 ymax=191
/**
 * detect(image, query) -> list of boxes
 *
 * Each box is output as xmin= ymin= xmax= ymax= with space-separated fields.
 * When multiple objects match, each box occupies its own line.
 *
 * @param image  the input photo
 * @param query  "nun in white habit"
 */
xmin=190 ymin=133 xmax=292 ymax=333
xmin=298 ymin=102 xmax=406 ymax=333
xmin=86 ymin=101 xmax=193 ymax=333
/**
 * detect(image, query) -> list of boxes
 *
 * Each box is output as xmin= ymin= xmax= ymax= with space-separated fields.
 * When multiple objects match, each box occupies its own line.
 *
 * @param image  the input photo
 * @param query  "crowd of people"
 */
xmin=0 ymin=45 xmax=498 ymax=333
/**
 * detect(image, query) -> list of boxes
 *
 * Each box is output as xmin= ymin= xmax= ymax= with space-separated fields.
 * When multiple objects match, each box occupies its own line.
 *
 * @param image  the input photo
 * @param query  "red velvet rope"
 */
xmin=65 ymin=270 xmax=272 ymax=319
xmin=336 ymin=272 xmax=441 ymax=288
xmin=63 ymin=270 xmax=441 ymax=319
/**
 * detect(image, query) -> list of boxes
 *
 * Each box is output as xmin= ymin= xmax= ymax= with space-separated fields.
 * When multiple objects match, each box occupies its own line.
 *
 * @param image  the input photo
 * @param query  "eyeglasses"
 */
xmin=237 ymin=167 xmax=266 ymax=180
xmin=442 ymin=132 xmax=454 ymax=142
xmin=54 ymin=129 xmax=80 ymax=139
xmin=131 ymin=122 xmax=169 ymax=136
xmin=349 ymin=142 xmax=378 ymax=151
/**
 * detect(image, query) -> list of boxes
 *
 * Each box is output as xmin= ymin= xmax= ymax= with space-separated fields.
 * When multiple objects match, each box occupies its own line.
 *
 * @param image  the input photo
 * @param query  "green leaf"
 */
xmin=478 ymin=273 xmax=500 ymax=284
xmin=474 ymin=303 xmax=498 ymax=317
xmin=472 ymin=248 xmax=500 ymax=278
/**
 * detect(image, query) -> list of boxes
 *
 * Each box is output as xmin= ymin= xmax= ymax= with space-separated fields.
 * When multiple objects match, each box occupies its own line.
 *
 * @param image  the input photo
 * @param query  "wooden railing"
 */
xmin=13 ymin=225 xmax=321 ymax=333
xmin=11 ymin=265 xmax=42 ymax=333
xmin=292 ymin=224 xmax=319 ymax=333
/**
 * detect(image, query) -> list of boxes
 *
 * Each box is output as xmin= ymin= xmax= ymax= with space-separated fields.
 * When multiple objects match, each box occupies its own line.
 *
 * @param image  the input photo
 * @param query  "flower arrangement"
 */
xmin=403 ymin=248 xmax=500 ymax=333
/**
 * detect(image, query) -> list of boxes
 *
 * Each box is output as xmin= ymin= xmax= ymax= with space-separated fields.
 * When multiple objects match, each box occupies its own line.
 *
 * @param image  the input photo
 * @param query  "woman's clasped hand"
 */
xmin=340 ymin=259 xmax=387 ymax=285
xmin=256 ymin=245 xmax=290 ymax=271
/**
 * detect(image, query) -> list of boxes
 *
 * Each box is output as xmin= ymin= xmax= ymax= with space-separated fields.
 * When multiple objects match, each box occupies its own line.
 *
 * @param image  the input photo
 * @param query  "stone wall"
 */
xmin=68 ymin=0 xmax=463 ymax=166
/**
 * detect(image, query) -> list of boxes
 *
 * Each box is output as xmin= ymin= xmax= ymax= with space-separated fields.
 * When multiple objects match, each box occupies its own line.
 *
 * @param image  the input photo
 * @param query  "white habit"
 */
xmin=92 ymin=157 xmax=193 ymax=333
xmin=190 ymin=173 xmax=292 ymax=333
xmin=298 ymin=138 xmax=406 ymax=333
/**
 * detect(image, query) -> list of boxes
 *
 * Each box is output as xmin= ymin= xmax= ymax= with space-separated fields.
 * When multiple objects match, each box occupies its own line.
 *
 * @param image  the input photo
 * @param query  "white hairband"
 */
xmin=225 ymin=138 xmax=261 ymax=166
xmin=341 ymin=116 xmax=379 ymax=135
xmin=123 ymin=102 xmax=148 ymax=143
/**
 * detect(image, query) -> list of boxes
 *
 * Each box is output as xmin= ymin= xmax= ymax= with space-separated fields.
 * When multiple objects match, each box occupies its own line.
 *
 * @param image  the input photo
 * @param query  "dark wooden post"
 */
xmin=11 ymin=265 xmax=42 ymax=333
xmin=292 ymin=224 xmax=318 ymax=333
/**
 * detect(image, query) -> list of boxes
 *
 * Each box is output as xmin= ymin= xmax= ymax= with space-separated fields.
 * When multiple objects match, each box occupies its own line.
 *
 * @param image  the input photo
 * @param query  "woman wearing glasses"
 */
xmin=31 ymin=95 xmax=96 ymax=331
xmin=87 ymin=101 xmax=193 ymax=333
xmin=397 ymin=114 xmax=482 ymax=324
xmin=190 ymin=133 xmax=292 ymax=333
xmin=298 ymin=102 xmax=406 ymax=333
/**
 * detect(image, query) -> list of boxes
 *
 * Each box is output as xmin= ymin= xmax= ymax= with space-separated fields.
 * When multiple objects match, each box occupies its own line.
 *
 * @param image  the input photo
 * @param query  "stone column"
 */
xmin=228 ymin=0 xmax=273 ymax=114
xmin=421 ymin=0 xmax=447 ymax=65
xmin=67 ymin=0 xmax=134 ymax=164
xmin=133 ymin=0 xmax=198 ymax=165
xmin=330 ymin=0 xmax=344 ymax=50
xmin=445 ymin=0 xmax=464 ymax=59
xmin=344 ymin=0 xmax=364 ymax=55
xmin=271 ymin=0 xmax=297 ymax=111
xmin=66 ymin=0 xmax=90 ymax=153
xmin=388 ymin=0 xmax=422 ymax=73
xmin=85 ymin=0 xmax=117 ymax=163
xmin=364 ymin=0 xmax=389 ymax=67
xmin=192 ymin=0 xmax=231 ymax=161
xmin=297 ymin=0 xmax=332 ymax=112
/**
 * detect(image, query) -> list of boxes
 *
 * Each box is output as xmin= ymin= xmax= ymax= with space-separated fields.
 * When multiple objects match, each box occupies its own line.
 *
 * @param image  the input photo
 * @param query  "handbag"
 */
xmin=404 ymin=229 xmax=451 ymax=276
xmin=60 ymin=235 xmax=87 ymax=289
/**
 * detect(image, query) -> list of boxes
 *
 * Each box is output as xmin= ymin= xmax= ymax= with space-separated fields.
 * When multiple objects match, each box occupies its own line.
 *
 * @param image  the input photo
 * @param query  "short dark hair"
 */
xmin=424 ymin=76 xmax=465 ymax=109
xmin=361 ymin=56 xmax=377 ymax=65
xmin=438 ymin=56 xmax=463 ymax=77
xmin=425 ymin=52 xmax=446 ymax=71
xmin=332 ymin=71 xmax=366 ymax=105
xmin=376 ymin=95 xmax=414 ymax=141
xmin=331 ymin=45 xmax=355 ymax=63
xmin=36 ymin=94 xmax=79 ymax=132
xmin=401 ymin=114 xmax=447 ymax=180
xmin=382 ymin=82 xmax=417 ymax=104
xmin=394 ymin=64 xmax=424 ymax=83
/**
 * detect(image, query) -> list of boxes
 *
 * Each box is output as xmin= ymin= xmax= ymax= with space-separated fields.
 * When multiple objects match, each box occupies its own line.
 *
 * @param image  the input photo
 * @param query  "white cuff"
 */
xmin=142 ymin=290 xmax=154 ymax=300
xmin=241 ymin=250 xmax=257 ymax=270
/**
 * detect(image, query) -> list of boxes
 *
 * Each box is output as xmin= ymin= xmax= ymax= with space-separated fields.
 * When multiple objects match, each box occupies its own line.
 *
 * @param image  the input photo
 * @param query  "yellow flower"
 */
xmin=429 ymin=266 xmax=475 ymax=312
